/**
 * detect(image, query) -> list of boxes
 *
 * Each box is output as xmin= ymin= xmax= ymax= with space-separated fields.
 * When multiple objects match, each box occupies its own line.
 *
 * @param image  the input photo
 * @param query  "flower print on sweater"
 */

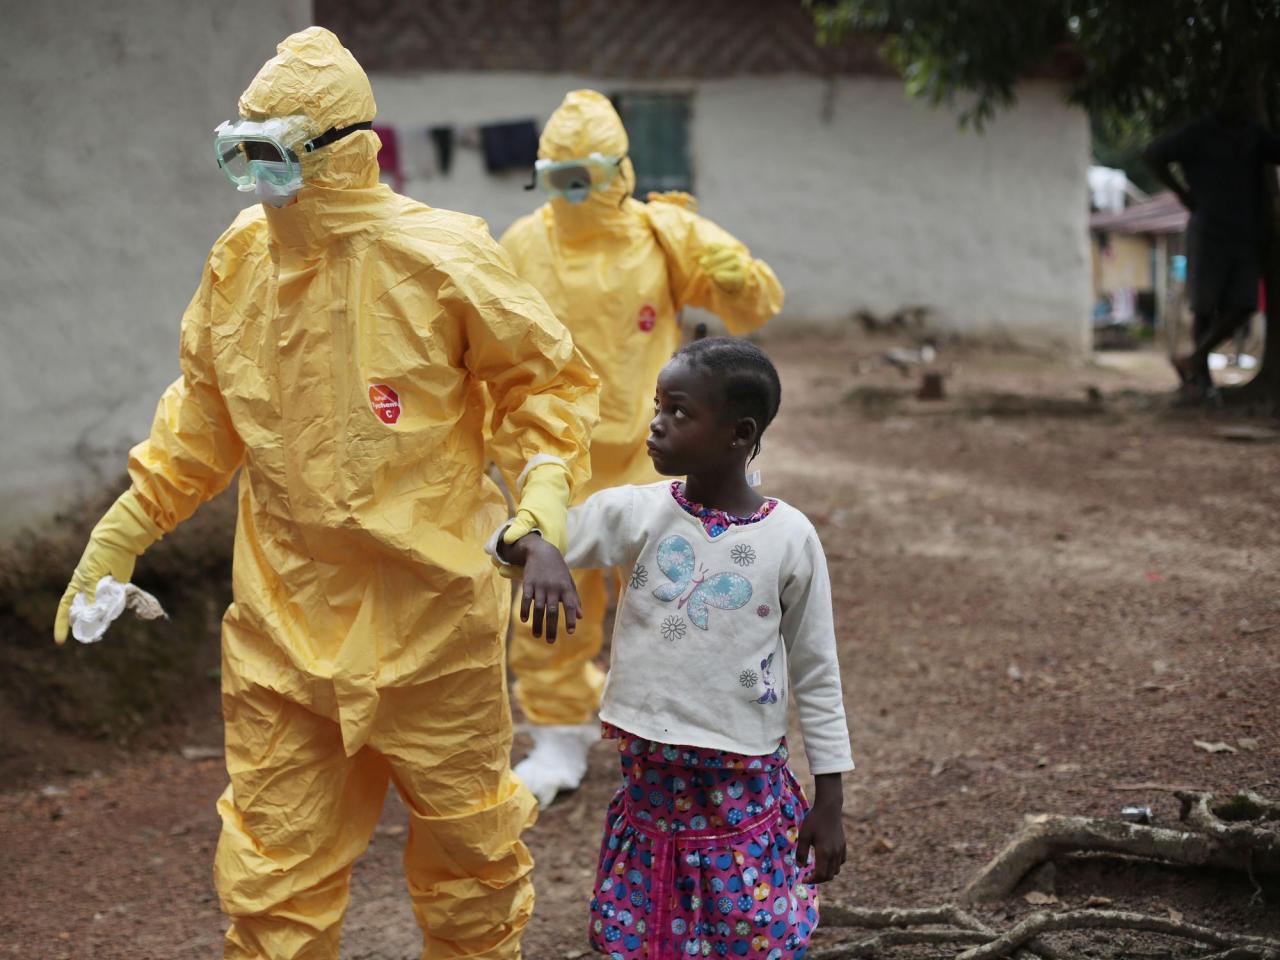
xmin=629 ymin=563 xmax=648 ymax=589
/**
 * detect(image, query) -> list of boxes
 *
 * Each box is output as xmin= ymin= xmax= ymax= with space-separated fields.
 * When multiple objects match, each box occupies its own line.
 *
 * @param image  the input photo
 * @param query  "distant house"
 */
xmin=1088 ymin=190 xmax=1189 ymax=333
xmin=317 ymin=0 xmax=1093 ymax=354
xmin=1 ymin=0 xmax=1097 ymax=539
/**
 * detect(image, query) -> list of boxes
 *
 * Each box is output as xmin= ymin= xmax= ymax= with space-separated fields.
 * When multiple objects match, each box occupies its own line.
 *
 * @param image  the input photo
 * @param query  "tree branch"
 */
xmin=821 ymin=904 xmax=991 ymax=931
xmin=954 ymin=909 xmax=1280 ymax=960
xmin=819 ymin=902 xmax=1059 ymax=960
xmin=810 ymin=928 xmax=992 ymax=959
xmin=962 ymin=814 xmax=1225 ymax=903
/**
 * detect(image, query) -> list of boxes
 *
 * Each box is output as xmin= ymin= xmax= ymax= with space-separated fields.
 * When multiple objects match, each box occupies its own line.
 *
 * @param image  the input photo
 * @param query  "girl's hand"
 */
xmin=506 ymin=533 xmax=582 ymax=643
xmin=796 ymin=773 xmax=847 ymax=883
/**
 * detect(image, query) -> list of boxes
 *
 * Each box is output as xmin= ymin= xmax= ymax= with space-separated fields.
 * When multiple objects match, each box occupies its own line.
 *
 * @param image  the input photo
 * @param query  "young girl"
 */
xmin=496 ymin=337 xmax=853 ymax=960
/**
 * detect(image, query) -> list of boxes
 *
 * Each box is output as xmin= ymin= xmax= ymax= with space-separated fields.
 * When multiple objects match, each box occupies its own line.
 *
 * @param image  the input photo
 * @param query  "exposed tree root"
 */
xmin=815 ymin=793 xmax=1280 ymax=959
xmin=821 ymin=904 xmax=993 ymax=932
xmin=962 ymin=791 xmax=1280 ymax=903
xmin=955 ymin=909 xmax=1280 ymax=960
xmin=817 ymin=904 xmax=1280 ymax=960
xmin=815 ymin=905 xmax=1056 ymax=960
xmin=961 ymin=814 xmax=1224 ymax=902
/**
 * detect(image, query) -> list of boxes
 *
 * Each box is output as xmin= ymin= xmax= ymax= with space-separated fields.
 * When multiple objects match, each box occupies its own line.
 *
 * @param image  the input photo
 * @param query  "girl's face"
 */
xmin=647 ymin=358 xmax=740 ymax=476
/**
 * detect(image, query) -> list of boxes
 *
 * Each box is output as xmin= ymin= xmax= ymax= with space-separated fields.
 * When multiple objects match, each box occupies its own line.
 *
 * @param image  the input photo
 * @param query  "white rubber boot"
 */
xmin=514 ymin=723 xmax=599 ymax=808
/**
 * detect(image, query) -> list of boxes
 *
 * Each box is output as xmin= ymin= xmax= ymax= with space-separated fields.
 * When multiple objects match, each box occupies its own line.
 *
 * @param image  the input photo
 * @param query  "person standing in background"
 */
xmin=501 ymin=89 xmax=784 ymax=807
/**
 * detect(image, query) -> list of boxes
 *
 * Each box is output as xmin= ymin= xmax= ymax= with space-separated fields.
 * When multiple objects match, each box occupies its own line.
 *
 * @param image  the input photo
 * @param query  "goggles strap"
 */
xmin=304 ymin=120 xmax=374 ymax=153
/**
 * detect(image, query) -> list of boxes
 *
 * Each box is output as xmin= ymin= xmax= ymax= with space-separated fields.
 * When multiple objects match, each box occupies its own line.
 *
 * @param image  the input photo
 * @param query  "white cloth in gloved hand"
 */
xmin=68 ymin=575 xmax=168 ymax=644
xmin=513 ymin=723 xmax=599 ymax=808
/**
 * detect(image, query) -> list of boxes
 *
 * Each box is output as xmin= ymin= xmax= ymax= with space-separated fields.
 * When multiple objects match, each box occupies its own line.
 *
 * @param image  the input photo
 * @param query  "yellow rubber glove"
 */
xmin=502 ymin=462 xmax=571 ymax=554
xmin=54 ymin=489 xmax=165 ymax=645
xmin=698 ymin=243 xmax=748 ymax=294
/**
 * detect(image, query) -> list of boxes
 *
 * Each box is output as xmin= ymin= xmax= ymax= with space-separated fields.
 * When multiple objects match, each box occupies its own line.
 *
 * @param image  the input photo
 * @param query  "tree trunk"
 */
xmin=1222 ymin=227 xmax=1280 ymax=413
xmin=1222 ymin=64 xmax=1280 ymax=413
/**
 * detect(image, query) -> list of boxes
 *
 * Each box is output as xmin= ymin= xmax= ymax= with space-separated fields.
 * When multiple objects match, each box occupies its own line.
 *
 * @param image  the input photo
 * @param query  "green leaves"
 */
xmin=808 ymin=0 xmax=1280 ymax=132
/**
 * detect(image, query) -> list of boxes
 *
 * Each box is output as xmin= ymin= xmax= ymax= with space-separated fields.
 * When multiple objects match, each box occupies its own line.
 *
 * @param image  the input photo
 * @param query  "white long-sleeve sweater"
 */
xmin=560 ymin=481 xmax=854 ymax=774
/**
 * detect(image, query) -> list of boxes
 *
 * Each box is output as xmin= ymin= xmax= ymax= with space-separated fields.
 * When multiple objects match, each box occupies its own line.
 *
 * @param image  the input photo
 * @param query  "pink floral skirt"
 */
xmin=588 ymin=724 xmax=818 ymax=959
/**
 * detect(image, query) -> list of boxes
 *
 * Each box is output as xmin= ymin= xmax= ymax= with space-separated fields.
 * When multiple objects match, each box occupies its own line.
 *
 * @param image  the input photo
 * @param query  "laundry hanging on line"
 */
xmin=372 ymin=124 xmax=403 ymax=190
xmin=479 ymin=120 xmax=539 ymax=173
xmin=366 ymin=120 xmax=540 ymax=181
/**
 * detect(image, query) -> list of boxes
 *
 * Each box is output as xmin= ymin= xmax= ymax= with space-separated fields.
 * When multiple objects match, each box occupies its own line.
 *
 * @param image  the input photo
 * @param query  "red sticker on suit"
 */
xmin=369 ymin=384 xmax=401 ymax=424
xmin=637 ymin=304 xmax=657 ymax=332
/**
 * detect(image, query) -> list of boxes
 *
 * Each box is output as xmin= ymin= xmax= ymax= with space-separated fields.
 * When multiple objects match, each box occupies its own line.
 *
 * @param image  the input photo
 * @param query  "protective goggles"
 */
xmin=527 ymin=153 xmax=625 ymax=203
xmin=214 ymin=115 xmax=373 ymax=191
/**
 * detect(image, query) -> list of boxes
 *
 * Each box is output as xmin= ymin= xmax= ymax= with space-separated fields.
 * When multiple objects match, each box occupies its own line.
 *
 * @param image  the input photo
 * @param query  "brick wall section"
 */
xmin=315 ymin=0 xmax=890 ymax=77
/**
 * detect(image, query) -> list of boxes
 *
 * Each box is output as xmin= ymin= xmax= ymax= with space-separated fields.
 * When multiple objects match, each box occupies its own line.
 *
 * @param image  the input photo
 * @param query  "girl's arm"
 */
xmin=780 ymin=530 xmax=855 ymax=775
xmin=562 ymin=485 xmax=643 ymax=570
xmin=491 ymin=485 xmax=641 ymax=642
xmin=781 ymin=528 xmax=854 ymax=882
xmin=490 ymin=484 xmax=642 ymax=570
xmin=495 ymin=532 xmax=581 ymax=643
xmin=798 ymin=773 xmax=846 ymax=883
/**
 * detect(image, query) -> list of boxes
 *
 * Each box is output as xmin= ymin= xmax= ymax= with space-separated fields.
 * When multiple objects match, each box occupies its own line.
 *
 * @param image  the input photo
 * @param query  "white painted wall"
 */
xmin=0 ymin=0 xmax=311 ymax=537
xmin=371 ymin=72 xmax=1091 ymax=352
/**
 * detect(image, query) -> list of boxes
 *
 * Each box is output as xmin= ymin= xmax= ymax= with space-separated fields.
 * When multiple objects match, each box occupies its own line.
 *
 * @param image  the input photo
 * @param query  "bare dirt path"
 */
xmin=2 ymin=335 xmax=1277 ymax=958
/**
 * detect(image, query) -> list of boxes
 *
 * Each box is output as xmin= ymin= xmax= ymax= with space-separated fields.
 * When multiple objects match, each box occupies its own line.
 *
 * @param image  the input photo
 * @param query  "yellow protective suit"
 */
xmin=114 ymin=28 xmax=597 ymax=959
xmin=500 ymin=90 xmax=783 ymax=726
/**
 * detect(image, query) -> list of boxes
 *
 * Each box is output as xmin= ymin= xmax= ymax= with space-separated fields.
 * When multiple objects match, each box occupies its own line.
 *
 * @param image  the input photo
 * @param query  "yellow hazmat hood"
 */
xmin=238 ymin=26 xmax=379 ymax=190
xmin=539 ymin=89 xmax=635 ymax=224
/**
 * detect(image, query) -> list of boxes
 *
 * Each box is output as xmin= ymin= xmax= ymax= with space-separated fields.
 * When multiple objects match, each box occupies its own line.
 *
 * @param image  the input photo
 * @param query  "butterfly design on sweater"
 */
xmin=753 ymin=652 xmax=778 ymax=705
xmin=651 ymin=535 xmax=753 ymax=630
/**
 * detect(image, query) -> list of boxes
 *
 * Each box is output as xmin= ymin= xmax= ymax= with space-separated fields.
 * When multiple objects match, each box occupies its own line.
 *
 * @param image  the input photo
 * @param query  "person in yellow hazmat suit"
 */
xmin=500 ymin=89 xmax=784 ymax=807
xmin=52 ymin=27 xmax=597 ymax=960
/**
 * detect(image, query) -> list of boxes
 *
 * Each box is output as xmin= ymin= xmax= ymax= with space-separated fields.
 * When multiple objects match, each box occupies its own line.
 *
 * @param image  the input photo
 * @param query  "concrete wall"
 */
xmin=370 ymin=72 xmax=1092 ymax=349
xmin=0 ymin=0 xmax=312 ymax=537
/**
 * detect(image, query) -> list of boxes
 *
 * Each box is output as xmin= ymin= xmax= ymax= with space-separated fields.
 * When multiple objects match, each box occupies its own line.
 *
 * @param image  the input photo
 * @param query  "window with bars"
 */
xmin=612 ymin=91 xmax=693 ymax=197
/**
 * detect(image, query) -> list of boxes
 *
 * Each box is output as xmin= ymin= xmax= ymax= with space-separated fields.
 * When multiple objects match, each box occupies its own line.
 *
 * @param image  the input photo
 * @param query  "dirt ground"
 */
xmin=2 ymin=333 xmax=1278 ymax=959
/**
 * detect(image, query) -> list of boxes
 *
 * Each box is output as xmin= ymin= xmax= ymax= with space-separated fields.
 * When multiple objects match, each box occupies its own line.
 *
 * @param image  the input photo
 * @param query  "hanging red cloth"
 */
xmin=372 ymin=124 xmax=402 ymax=191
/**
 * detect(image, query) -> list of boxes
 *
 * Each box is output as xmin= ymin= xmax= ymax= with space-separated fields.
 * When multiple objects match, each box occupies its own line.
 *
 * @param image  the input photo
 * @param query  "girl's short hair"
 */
xmin=674 ymin=337 xmax=781 ymax=458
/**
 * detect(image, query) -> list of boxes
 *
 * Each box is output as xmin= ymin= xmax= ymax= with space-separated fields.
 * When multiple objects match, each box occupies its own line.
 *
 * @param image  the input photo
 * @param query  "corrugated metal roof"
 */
xmin=1089 ymin=191 xmax=1189 ymax=235
xmin=315 ymin=0 xmax=894 ymax=77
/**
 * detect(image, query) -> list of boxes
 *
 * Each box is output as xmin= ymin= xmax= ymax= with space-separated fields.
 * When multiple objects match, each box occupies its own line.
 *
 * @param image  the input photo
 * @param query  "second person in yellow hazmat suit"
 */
xmin=53 ymin=28 xmax=596 ymax=960
xmin=500 ymin=89 xmax=784 ymax=806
